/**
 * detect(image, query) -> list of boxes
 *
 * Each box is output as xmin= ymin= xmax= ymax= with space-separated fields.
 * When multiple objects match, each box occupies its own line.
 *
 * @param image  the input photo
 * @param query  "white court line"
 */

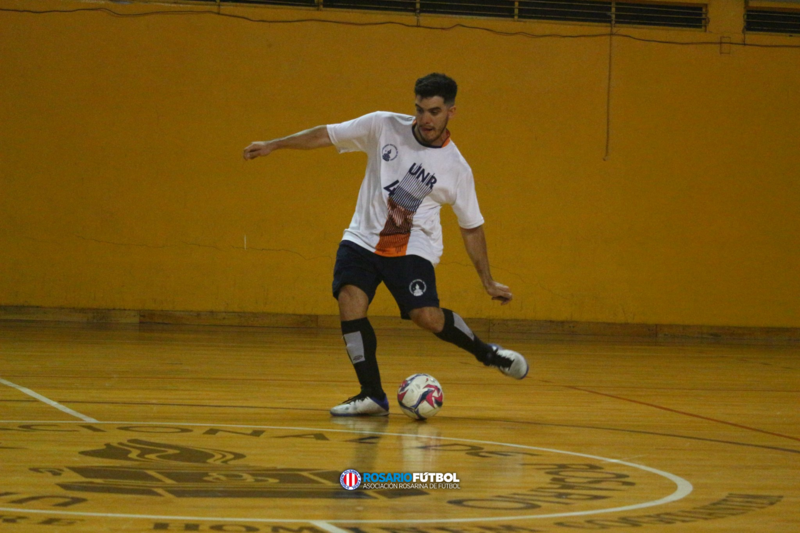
xmin=0 ymin=378 xmax=97 ymax=422
xmin=310 ymin=522 xmax=352 ymax=533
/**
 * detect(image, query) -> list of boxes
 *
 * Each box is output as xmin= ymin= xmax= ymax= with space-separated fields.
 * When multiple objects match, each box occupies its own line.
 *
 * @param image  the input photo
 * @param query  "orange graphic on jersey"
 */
xmin=375 ymin=198 xmax=413 ymax=257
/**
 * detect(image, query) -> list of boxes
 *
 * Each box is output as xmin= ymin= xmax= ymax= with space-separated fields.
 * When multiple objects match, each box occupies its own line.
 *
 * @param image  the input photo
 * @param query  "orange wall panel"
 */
xmin=1 ymin=0 xmax=798 ymax=327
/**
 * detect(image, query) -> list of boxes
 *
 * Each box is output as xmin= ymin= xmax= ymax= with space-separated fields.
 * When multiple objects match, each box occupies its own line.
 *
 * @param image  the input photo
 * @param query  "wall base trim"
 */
xmin=1 ymin=305 xmax=797 ymax=343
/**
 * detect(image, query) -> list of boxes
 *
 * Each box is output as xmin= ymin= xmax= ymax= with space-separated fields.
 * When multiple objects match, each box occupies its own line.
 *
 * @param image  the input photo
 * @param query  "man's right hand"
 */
xmin=242 ymin=126 xmax=333 ymax=161
xmin=243 ymin=141 xmax=275 ymax=161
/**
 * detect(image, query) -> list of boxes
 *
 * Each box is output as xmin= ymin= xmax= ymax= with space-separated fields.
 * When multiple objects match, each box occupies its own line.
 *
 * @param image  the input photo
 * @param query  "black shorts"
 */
xmin=332 ymin=241 xmax=440 ymax=320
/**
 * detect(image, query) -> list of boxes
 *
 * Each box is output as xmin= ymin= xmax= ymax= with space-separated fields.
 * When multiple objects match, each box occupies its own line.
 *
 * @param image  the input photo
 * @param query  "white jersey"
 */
xmin=327 ymin=111 xmax=484 ymax=266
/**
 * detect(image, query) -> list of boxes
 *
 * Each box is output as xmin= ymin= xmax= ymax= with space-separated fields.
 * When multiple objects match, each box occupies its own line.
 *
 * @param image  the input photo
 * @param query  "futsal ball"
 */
xmin=397 ymin=373 xmax=444 ymax=420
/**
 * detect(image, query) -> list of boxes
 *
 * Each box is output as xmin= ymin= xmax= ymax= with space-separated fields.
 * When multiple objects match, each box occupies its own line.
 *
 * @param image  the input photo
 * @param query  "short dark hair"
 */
xmin=414 ymin=73 xmax=457 ymax=105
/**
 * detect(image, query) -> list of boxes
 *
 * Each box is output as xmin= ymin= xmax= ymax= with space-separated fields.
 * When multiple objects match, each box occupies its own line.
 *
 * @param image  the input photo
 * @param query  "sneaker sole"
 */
xmin=330 ymin=411 xmax=389 ymax=417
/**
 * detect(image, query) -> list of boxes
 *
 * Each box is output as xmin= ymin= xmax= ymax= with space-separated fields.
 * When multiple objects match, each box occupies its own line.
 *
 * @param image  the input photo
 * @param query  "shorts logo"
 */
xmin=340 ymin=469 xmax=362 ymax=490
xmin=409 ymin=279 xmax=427 ymax=297
xmin=382 ymin=144 xmax=398 ymax=161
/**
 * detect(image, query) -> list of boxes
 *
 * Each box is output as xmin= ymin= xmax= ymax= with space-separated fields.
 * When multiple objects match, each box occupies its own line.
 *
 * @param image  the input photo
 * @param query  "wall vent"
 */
xmin=746 ymin=8 xmax=800 ymax=35
xmin=323 ymin=0 xmax=416 ymax=13
xmin=420 ymin=0 xmax=515 ymax=19
xmin=518 ymin=1 xmax=612 ymax=24
xmin=614 ymin=2 xmax=706 ymax=29
xmin=228 ymin=0 xmax=707 ymax=30
xmin=222 ymin=0 xmax=316 ymax=7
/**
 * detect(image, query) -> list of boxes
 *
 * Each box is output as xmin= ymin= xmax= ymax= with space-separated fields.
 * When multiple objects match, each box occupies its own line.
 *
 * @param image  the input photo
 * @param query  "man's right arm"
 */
xmin=242 ymin=125 xmax=333 ymax=161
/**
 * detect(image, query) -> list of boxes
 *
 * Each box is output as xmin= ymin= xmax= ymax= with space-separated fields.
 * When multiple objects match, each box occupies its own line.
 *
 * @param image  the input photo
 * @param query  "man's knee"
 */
xmin=409 ymin=307 xmax=444 ymax=333
xmin=338 ymin=285 xmax=369 ymax=321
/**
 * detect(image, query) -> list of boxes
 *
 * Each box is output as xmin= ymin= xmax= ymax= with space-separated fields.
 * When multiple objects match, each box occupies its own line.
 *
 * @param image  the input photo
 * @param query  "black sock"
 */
xmin=434 ymin=309 xmax=494 ymax=364
xmin=341 ymin=318 xmax=385 ymax=399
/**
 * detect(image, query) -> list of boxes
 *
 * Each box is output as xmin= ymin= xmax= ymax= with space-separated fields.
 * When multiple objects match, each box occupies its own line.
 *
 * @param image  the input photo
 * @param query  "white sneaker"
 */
xmin=330 ymin=393 xmax=390 ymax=417
xmin=487 ymin=344 xmax=529 ymax=380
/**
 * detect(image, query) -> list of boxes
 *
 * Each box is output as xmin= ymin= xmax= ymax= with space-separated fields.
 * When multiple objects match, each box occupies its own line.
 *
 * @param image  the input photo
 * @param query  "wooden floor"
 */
xmin=0 ymin=320 xmax=797 ymax=532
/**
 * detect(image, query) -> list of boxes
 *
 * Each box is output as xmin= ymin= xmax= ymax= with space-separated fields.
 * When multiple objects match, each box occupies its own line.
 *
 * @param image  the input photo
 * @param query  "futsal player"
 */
xmin=243 ymin=73 xmax=528 ymax=416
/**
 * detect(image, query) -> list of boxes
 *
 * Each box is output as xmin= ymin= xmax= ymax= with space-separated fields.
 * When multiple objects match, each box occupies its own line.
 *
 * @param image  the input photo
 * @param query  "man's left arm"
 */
xmin=459 ymin=225 xmax=513 ymax=305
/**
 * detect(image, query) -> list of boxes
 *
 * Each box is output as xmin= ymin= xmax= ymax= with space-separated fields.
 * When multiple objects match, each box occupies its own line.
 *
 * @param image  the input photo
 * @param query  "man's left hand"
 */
xmin=485 ymin=280 xmax=513 ymax=305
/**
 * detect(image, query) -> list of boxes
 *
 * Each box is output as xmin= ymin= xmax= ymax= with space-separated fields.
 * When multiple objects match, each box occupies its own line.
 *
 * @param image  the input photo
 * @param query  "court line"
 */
xmin=566 ymin=385 xmax=800 ymax=443
xmin=310 ymin=522 xmax=352 ymax=533
xmin=0 ymin=378 xmax=97 ymax=423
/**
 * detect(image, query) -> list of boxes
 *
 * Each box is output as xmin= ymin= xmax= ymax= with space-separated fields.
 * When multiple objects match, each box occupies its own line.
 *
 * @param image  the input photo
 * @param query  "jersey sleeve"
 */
xmin=327 ymin=112 xmax=381 ymax=154
xmin=452 ymin=168 xmax=485 ymax=229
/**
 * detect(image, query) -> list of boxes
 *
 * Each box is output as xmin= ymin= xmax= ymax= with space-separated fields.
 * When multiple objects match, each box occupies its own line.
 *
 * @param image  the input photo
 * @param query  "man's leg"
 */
xmin=409 ymin=307 xmax=492 ymax=362
xmin=381 ymin=253 xmax=528 ymax=380
xmin=337 ymin=285 xmax=385 ymax=401
xmin=330 ymin=241 xmax=389 ymax=416
xmin=409 ymin=307 xmax=529 ymax=380
xmin=331 ymin=284 xmax=389 ymax=416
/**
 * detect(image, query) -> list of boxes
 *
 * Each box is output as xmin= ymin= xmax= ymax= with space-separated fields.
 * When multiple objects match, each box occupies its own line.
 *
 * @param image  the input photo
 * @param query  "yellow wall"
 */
xmin=1 ymin=0 xmax=798 ymax=327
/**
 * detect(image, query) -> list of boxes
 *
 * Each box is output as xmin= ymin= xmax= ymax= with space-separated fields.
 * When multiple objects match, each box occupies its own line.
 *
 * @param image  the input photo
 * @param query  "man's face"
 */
xmin=413 ymin=95 xmax=456 ymax=147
